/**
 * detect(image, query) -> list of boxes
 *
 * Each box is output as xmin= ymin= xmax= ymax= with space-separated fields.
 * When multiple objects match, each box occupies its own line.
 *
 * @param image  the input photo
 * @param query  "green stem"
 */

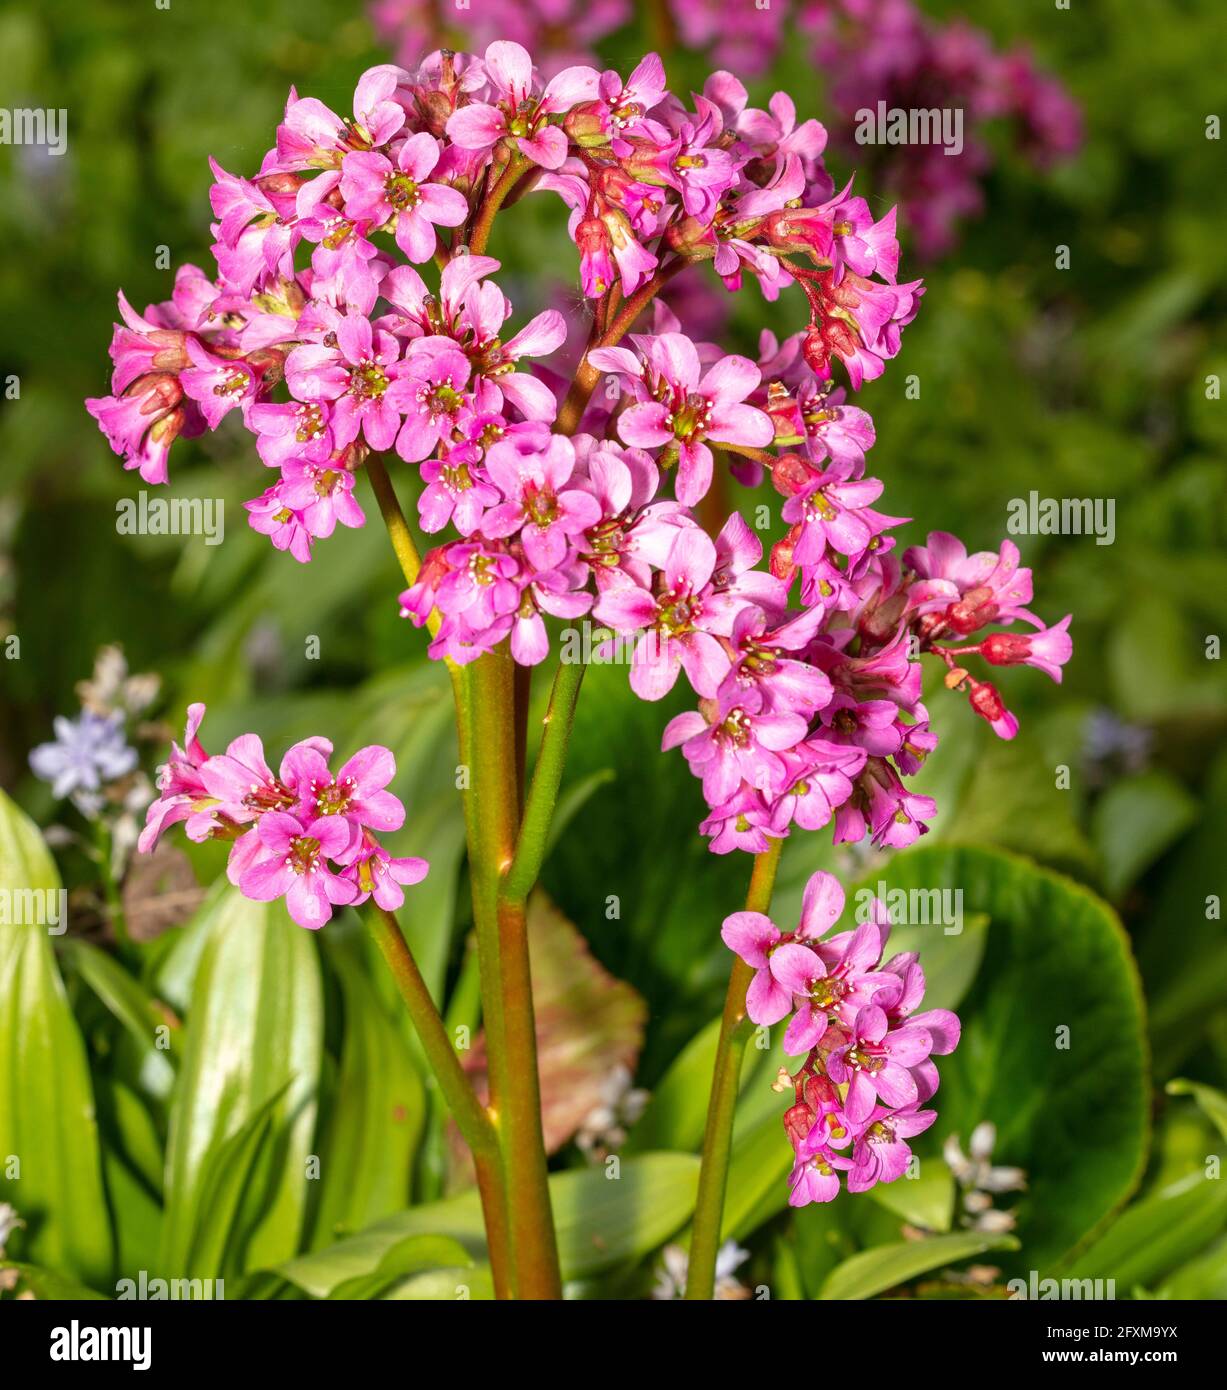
xmin=95 ymin=821 xmax=134 ymax=957
xmin=364 ymin=903 xmax=513 ymax=1297
xmin=685 ymin=837 xmax=785 ymax=1300
xmin=459 ymin=647 xmax=562 ymax=1299
xmin=365 ymin=904 xmax=496 ymax=1158
xmin=502 ymin=645 xmax=587 ymax=907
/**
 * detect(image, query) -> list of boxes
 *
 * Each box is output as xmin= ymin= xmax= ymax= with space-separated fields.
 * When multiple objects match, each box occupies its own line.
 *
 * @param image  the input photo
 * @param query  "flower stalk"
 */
xmin=685 ymin=836 xmax=784 ymax=1300
xmin=364 ymin=903 xmax=512 ymax=1293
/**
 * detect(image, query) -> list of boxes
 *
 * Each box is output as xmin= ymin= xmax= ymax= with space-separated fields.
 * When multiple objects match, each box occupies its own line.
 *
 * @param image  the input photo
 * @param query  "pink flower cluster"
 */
xmin=87 ymin=43 xmax=1072 ymax=852
xmin=723 ymin=870 xmax=960 ymax=1205
xmin=369 ymin=1 xmax=1081 ymax=257
xmin=139 ymin=704 xmax=427 ymax=928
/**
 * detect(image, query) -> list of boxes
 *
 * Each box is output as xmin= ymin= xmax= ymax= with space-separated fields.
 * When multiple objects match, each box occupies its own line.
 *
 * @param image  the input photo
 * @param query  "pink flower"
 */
xmin=285 ymin=313 xmax=405 ymax=451
xmin=446 ymin=41 xmax=600 ymax=170
xmin=86 ymin=374 xmax=199 ymax=486
xmin=179 ymin=339 xmax=261 ymax=429
xmin=905 ymin=532 xmax=1036 ymax=632
xmin=339 ymin=132 xmax=469 ymax=262
xmin=593 ymin=334 xmax=772 ymax=505
xmin=239 ymin=811 xmax=357 ymax=929
xmin=593 ymin=528 xmax=741 ymax=700
xmin=981 ymin=616 xmax=1073 ymax=683
xmin=344 ymin=832 xmax=429 ymax=911
xmin=663 ymin=685 xmax=807 ymax=807
xmin=482 ymin=433 xmax=601 ymax=569
xmin=272 ymin=66 xmax=407 ymax=172
xmin=769 ymin=922 xmax=895 ymax=1056
xmin=245 ymin=483 xmax=315 ymax=563
xmin=139 ymin=703 xmax=212 ymax=852
xmin=845 ymin=1104 xmax=937 ymax=1192
xmin=721 ymin=870 xmax=848 ymax=1026
xmin=825 ymin=1004 xmax=935 ymax=1125
xmin=282 ymin=742 xmax=406 ymax=862
xmin=277 ymin=457 xmax=366 ymax=538
xmin=384 ymin=342 xmax=475 ymax=462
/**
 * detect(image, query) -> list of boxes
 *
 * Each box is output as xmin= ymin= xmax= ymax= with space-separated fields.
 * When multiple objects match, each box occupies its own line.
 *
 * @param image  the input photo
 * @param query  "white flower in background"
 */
xmin=653 ymin=1239 xmax=750 ymax=1300
xmin=944 ymin=1122 xmax=1027 ymax=1233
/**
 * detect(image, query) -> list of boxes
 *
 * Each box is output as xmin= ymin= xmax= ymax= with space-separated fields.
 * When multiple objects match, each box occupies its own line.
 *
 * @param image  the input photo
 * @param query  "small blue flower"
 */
xmin=29 ymin=711 xmax=138 ymax=801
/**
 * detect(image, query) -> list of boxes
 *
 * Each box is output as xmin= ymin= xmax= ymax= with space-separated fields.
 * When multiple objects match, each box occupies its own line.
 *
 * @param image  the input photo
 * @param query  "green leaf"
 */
xmin=1091 ymin=771 xmax=1197 ymax=899
xmin=382 ymin=1265 xmax=495 ymax=1300
xmin=277 ymin=1152 xmax=700 ymax=1297
xmin=328 ymin=1233 xmax=472 ymax=1300
xmin=60 ymin=937 xmax=179 ymax=1090
xmin=102 ymin=1146 xmax=163 ymax=1281
xmin=310 ymin=937 xmax=425 ymax=1247
xmin=1166 ymin=1078 xmax=1227 ymax=1144
xmin=179 ymin=1086 xmax=289 ymax=1283
xmin=867 ymin=1164 xmax=956 ymax=1233
xmin=1065 ymin=1171 xmax=1227 ymax=1289
xmin=160 ymin=887 xmax=322 ymax=1278
xmin=820 ymin=1231 xmax=1019 ymax=1300
xmin=623 ymin=1018 xmax=719 ymax=1155
xmin=855 ymin=845 xmax=1149 ymax=1270
xmin=1154 ymin=1234 xmax=1227 ymax=1300
xmin=0 ymin=789 xmax=113 ymax=1287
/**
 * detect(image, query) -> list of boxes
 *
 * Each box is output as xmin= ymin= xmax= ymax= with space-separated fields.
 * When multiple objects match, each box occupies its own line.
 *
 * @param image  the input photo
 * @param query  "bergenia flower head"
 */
xmin=138 ymin=707 xmax=428 ymax=930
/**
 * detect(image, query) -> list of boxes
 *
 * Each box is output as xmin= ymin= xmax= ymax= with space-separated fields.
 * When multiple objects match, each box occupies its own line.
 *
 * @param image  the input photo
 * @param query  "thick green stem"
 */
xmin=459 ymin=647 xmax=562 ymax=1299
xmin=685 ymin=837 xmax=785 ymax=1300
xmin=364 ymin=904 xmax=512 ymax=1297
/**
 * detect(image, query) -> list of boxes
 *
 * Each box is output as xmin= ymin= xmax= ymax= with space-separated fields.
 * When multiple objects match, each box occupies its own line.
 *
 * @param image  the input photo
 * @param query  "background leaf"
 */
xmin=159 ymin=887 xmax=322 ymax=1279
xmin=0 ymin=789 xmax=112 ymax=1289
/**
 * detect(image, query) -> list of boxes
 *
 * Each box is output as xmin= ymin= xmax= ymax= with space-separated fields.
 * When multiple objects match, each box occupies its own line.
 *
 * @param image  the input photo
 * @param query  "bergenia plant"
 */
xmin=88 ymin=39 xmax=1071 ymax=1300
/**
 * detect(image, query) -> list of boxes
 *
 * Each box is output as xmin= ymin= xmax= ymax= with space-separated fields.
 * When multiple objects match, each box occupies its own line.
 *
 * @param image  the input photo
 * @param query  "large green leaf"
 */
xmin=855 ymin=845 xmax=1149 ymax=1271
xmin=821 ymin=1231 xmax=1019 ymax=1299
xmin=327 ymin=1233 xmax=473 ymax=1300
xmin=0 ymin=789 xmax=112 ymax=1289
xmin=310 ymin=936 xmax=425 ymax=1247
xmin=160 ymin=887 xmax=322 ymax=1278
xmin=277 ymin=1152 xmax=700 ymax=1297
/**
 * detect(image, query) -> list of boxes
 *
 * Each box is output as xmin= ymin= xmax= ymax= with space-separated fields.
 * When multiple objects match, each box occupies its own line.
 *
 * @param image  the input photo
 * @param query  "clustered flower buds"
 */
xmin=724 ymin=870 xmax=960 ymax=1206
xmin=139 ymin=704 xmax=427 ymax=929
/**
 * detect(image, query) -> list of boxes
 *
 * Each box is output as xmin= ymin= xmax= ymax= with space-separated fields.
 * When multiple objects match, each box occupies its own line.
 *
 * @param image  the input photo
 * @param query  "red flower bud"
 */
xmin=981 ymin=631 xmax=1033 ymax=667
